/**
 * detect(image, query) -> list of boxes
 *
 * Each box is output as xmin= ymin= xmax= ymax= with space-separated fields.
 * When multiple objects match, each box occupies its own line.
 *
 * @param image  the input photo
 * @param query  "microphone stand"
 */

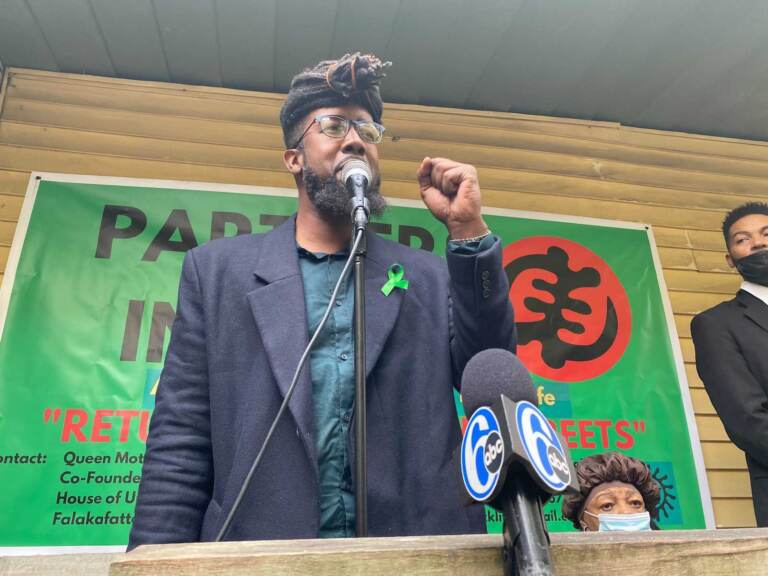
xmin=502 ymin=469 xmax=554 ymax=576
xmin=350 ymin=178 xmax=369 ymax=537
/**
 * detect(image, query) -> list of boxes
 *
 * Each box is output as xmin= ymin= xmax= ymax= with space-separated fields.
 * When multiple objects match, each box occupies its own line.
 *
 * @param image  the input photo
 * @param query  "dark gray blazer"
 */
xmin=691 ymin=289 xmax=768 ymax=525
xmin=129 ymin=215 xmax=516 ymax=547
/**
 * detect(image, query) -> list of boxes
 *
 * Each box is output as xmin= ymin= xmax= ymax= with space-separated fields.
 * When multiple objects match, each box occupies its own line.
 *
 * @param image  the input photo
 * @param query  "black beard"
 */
xmin=302 ymin=166 xmax=386 ymax=224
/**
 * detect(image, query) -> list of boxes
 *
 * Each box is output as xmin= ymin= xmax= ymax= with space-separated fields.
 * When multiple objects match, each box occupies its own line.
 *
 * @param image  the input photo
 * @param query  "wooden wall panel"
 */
xmin=664 ymin=270 xmax=738 ymax=294
xmin=696 ymin=415 xmax=729 ymax=443
xmin=0 ymin=170 xmax=28 ymax=196
xmin=0 ymin=221 xmax=15 ymax=245
xmin=691 ymin=388 xmax=716 ymax=415
xmin=707 ymin=470 xmax=752 ymax=498
xmin=0 ymin=193 xmax=23 ymax=221
xmin=702 ymin=443 xmax=747 ymax=470
xmin=675 ymin=314 xmax=693 ymax=338
xmin=712 ymin=499 xmax=757 ymax=527
xmin=686 ymin=364 xmax=704 ymax=389
xmin=670 ymin=291 xmax=730 ymax=315
xmin=0 ymin=67 xmax=765 ymax=528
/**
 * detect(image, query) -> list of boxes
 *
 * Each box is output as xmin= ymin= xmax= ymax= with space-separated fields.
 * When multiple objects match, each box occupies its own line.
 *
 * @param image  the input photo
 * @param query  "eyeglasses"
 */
xmin=291 ymin=115 xmax=386 ymax=148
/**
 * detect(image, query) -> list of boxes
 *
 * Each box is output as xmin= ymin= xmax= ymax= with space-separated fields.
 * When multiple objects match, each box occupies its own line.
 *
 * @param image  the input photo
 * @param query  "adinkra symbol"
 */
xmin=652 ymin=466 xmax=678 ymax=521
xmin=505 ymin=246 xmax=619 ymax=369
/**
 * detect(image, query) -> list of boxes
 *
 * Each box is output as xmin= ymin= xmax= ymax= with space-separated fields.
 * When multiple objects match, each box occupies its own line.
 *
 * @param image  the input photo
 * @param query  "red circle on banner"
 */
xmin=503 ymin=236 xmax=631 ymax=382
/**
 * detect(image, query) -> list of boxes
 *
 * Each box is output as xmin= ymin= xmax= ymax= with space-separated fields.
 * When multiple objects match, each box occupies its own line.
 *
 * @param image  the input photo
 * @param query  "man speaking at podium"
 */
xmin=129 ymin=53 xmax=516 ymax=547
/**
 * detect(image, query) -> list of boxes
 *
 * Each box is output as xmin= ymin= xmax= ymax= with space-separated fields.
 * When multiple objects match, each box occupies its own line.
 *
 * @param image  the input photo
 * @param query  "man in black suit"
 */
xmin=691 ymin=202 xmax=768 ymax=527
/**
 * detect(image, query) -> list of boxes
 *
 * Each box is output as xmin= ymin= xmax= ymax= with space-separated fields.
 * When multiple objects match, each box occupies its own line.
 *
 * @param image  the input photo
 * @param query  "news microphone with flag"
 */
xmin=341 ymin=159 xmax=371 ymax=231
xmin=459 ymin=349 xmax=579 ymax=576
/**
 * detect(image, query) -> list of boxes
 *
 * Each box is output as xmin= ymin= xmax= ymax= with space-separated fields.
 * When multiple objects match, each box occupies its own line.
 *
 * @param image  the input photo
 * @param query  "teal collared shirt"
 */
xmin=297 ymin=234 xmax=493 ymax=538
xmin=298 ymin=246 xmax=356 ymax=537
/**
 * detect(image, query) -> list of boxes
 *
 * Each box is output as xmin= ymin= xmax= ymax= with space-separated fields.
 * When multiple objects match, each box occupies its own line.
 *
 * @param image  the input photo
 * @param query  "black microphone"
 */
xmin=341 ymin=159 xmax=371 ymax=231
xmin=459 ymin=349 xmax=579 ymax=576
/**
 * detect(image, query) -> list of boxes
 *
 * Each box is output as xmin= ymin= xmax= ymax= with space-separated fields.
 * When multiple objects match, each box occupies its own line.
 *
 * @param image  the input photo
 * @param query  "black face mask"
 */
xmin=735 ymin=250 xmax=768 ymax=286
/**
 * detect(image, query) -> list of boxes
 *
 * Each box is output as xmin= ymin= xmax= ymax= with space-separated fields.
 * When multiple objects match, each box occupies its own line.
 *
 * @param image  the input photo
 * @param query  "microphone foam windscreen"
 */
xmin=461 ymin=349 xmax=537 ymax=415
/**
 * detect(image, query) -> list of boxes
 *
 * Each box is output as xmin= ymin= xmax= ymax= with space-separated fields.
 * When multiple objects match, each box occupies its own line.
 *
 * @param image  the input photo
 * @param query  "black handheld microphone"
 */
xmin=341 ymin=159 xmax=371 ymax=231
xmin=459 ymin=349 xmax=579 ymax=576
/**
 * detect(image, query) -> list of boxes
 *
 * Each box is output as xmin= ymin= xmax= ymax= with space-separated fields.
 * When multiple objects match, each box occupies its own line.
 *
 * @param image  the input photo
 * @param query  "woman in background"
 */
xmin=562 ymin=452 xmax=661 ymax=532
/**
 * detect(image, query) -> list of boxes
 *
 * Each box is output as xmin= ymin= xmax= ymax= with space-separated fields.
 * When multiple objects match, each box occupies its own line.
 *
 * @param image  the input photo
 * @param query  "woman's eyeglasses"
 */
xmin=291 ymin=115 xmax=386 ymax=148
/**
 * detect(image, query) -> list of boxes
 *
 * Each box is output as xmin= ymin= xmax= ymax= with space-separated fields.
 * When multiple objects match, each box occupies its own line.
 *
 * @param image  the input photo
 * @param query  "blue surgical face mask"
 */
xmin=582 ymin=510 xmax=652 ymax=532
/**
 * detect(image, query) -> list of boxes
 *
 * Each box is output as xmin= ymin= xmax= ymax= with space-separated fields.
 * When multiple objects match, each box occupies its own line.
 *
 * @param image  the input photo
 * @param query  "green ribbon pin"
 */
xmin=381 ymin=263 xmax=409 ymax=296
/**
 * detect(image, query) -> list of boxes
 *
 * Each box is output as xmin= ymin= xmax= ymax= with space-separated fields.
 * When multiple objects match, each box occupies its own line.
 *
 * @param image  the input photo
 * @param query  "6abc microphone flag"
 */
xmin=458 ymin=349 xmax=580 ymax=576
xmin=461 ymin=395 xmax=576 ymax=502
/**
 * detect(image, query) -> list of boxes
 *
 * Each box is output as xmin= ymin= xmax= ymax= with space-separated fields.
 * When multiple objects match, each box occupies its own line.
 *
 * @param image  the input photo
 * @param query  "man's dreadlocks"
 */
xmin=280 ymin=53 xmax=391 ymax=148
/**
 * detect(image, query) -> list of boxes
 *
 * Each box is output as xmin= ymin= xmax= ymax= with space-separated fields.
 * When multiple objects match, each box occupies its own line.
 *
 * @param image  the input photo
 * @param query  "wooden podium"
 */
xmin=3 ymin=529 xmax=768 ymax=576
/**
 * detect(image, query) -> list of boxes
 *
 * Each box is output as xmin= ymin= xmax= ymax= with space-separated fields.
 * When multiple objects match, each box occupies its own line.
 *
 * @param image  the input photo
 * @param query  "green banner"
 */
xmin=0 ymin=174 xmax=712 ymax=550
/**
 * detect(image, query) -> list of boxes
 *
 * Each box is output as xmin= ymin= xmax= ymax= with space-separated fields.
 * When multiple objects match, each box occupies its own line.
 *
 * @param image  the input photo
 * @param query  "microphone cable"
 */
xmin=214 ymin=228 xmax=364 ymax=542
